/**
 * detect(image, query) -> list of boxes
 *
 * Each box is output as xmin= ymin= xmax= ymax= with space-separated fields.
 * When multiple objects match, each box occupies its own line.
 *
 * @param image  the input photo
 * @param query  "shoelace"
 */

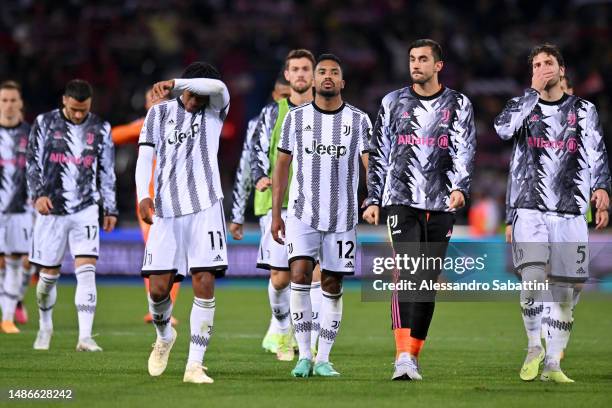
xmin=151 ymin=341 xmax=169 ymax=357
xmin=188 ymin=363 xmax=209 ymax=373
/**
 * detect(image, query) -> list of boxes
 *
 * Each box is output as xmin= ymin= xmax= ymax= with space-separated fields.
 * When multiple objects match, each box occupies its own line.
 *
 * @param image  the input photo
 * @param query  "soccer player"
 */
xmin=363 ymin=39 xmax=476 ymax=380
xmin=229 ymin=73 xmax=290 ymax=238
xmin=272 ymin=53 xmax=371 ymax=377
xmin=504 ymin=75 xmax=575 ymax=241
xmin=251 ymin=49 xmax=323 ymax=361
xmin=27 ymin=79 xmax=118 ymax=351
xmin=137 ymin=62 xmax=229 ymax=384
xmin=111 ymin=88 xmax=180 ymax=326
xmin=495 ymin=44 xmax=610 ymax=383
xmin=0 ymin=81 xmax=32 ymax=334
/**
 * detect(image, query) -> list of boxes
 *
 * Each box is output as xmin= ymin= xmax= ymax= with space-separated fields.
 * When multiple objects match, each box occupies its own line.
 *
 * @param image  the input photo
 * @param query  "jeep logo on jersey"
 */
xmin=167 ymin=123 xmax=200 ymax=145
xmin=305 ymin=140 xmax=347 ymax=158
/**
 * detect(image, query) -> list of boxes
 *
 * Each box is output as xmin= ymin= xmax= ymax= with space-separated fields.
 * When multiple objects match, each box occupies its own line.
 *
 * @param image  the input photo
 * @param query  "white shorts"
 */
xmin=256 ymin=209 xmax=289 ymax=271
xmin=141 ymin=200 xmax=228 ymax=281
xmin=0 ymin=212 xmax=34 ymax=255
xmin=30 ymin=205 xmax=100 ymax=268
xmin=512 ymin=209 xmax=589 ymax=282
xmin=285 ymin=215 xmax=356 ymax=275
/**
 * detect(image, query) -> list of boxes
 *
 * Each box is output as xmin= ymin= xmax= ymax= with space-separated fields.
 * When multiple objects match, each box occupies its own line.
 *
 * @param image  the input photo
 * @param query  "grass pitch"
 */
xmin=1 ymin=279 xmax=611 ymax=408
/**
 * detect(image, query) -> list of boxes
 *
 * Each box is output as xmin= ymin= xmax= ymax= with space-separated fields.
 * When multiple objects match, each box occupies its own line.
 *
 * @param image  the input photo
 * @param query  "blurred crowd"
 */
xmin=1 ymin=0 xmax=610 ymax=228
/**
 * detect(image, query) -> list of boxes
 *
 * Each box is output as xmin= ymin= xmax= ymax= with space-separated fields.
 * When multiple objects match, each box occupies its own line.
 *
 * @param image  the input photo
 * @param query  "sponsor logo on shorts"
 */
xmin=213 ymin=254 xmax=224 ymax=262
xmin=344 ymin=261 xmax=354 ymax=268
xmin=576 ymin=267 xmax=586 ymax=275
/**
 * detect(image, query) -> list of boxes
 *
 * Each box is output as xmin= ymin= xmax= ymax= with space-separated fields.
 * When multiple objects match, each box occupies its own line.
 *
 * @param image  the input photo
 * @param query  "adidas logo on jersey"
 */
xmin=344 ymin=261 xmax=354 ymax=268
xmin=303 ymin=125 xmax=312 ymax=132
xmin=168 ymin=119 xmax=175 ymax=125
xmin=213 ymin=254 xmax=224 ymax=262
xmin=305 ymin=140 xmax=347 ymax=158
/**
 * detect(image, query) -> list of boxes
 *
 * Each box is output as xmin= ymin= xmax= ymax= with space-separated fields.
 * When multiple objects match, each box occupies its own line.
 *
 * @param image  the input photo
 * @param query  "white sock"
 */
xmin=75 ymin=264 xmax=97 ymax=340
xmin=310 ymin=281 xmax=322 ymax=350
xmin=315 ymin=290 xmax=343 ymax=364
xmin=148 ymin=294 xmax=173 ymax=342
xmin=543 ymin=282 xmax=573 ymax=369
xmin=268 ymin=279 xmax=290 ymax=334
xmin=290 ymin=283 xmax=312 ymax=360
xmin=188 ymin=297 xmax=215 ymax=365
xmin=0 ymin=267 xmax=5 ymax=315
xmin=2 ymin=258 xmax=22 ymax=322
xmin=519 ymin=264 xmax=546 ymax=348
xmin=19 ymin=264 xmax=36 ymax=301
xmin=37 ymin=272 xmax=59 ymax=331
xmin=571 ymin=286 xmax=581 ymax=315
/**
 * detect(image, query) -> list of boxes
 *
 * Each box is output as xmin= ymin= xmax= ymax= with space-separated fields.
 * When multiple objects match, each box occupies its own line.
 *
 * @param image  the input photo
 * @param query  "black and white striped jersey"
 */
xmin=367 ymin=86 xmax=476 ymax=211
xmin=495 ymin=89 xmax=610 ymax=216
xmin=27 ymin=110 xmax=117 ymax=216
xmin=278 ymin=102 xmax=371 ymax=232
xmin=138 ymin=96 xmax=227 ymax=218
xmin=230 ymin=116 xmax=258 ymax=224
xmin=0 ymin=122 xmax=30 ymax=213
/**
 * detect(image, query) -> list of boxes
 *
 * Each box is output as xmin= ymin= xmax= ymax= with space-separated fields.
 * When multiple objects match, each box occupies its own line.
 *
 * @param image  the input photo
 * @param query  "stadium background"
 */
xmin=1 ymin=0 xmax=611 ymax=277
xmin=1 ymin=2 xmax=612 ymax=407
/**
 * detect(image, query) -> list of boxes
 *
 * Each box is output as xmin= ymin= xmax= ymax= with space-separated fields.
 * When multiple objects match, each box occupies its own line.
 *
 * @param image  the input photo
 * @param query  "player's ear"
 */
xmin=434 ymin=60 xmax=444 ymax=73
xmin=341 ymin=79 xmax=345 ymax=90
xmin=62 ymin=95 xmax=68 ymax=106
xmin=284 ymin=69 xmax=290 ymax=82
xmin=559 ymin=65 xmax=565 ymax=78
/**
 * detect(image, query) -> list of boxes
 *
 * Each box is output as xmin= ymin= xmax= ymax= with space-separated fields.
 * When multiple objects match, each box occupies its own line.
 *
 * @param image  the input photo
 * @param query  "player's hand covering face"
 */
xmin=285 ymin=57 xmax=314 ymax=94
xmin=531 ymin=52 xmax=564 ymax=92
xmin=314 ymin=60 xmax=344 ymax=98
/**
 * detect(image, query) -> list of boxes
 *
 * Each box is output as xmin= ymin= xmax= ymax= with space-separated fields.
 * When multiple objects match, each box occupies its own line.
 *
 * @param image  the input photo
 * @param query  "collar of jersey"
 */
xmin=410 ymin=84 xmax=445 ymax=100
xmin=60 ymin=108 xmax=90 ymax=125
xmin=538 ymin=93 xmax=569 ymax=106
xmin=311 ymin=101 xmax=345 ymax=115
xmin=0 ymin=121 xmax=23 ymax=130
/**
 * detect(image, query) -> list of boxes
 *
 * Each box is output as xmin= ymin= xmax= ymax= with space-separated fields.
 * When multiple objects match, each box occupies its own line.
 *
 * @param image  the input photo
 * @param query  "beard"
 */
xmin=410 ymin=72 xmax=433 ymax=84
xmin=317 ymin=88 xmax=339 ymax=98
xmin=291 ymin=82 xmax=311 ymax=94
xmin=544 ymin=75 xmax=560 ymax=90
